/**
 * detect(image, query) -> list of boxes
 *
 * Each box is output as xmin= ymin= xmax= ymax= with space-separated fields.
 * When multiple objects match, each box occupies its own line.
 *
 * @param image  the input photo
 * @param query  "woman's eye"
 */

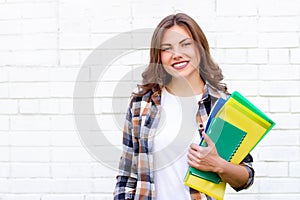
xmin=182 ymin=42 xmax=191 ymax=47
xmin=162 ymin=47 xmax=171 ymax=51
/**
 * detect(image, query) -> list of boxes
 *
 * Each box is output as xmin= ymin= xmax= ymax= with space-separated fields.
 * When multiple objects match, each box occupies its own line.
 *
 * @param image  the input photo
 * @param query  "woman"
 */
xmin=114 ymin=13 xmax=254 ymax=200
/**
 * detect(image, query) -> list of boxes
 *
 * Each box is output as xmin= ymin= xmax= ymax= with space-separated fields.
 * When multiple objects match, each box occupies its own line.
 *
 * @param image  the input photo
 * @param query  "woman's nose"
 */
xmin=171 ymin=47 xmax=183 ymax=59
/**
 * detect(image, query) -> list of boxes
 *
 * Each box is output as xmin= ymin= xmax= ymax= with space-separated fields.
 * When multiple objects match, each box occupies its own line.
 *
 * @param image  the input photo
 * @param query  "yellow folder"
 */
xmin=216 ymin=95 xmax=274 ymax=164
xmin=184 ymin=172 xmax=226 ymax=200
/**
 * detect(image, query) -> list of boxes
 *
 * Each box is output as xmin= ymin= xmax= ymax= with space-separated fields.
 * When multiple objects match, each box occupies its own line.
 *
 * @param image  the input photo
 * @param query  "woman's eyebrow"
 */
xmin=160 ymin=38 xmax=192 ymax=46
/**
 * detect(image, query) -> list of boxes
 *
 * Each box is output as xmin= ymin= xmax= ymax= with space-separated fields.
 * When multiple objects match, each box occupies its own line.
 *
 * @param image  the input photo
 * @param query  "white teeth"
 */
xmin=173 ymin=62 xmax=188 ymax=68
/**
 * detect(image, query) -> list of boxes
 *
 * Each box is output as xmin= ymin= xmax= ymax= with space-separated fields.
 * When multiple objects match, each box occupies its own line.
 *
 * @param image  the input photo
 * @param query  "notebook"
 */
xmin=204 ymin=97 xmax=227 ymax=133
xmin=189 ymin=117 xmax=247 ymax=184
xmin=216 ymin=92 xmax=275 ymax=164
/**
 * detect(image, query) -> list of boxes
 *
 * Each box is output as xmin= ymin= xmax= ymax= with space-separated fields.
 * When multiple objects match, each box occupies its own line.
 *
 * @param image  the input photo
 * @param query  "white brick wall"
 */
xmin=0 ymin=0 xmax=299 ymax=199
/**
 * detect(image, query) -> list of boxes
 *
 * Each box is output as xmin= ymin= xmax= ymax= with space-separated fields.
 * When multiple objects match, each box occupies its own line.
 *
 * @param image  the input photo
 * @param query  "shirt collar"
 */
xmin=150 ymin=82 xmax=226 ymax=106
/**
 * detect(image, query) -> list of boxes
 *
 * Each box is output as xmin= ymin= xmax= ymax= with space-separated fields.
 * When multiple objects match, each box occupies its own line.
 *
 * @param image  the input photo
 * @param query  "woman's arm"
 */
xmin=113 ymin=106 xmax=137 ymax=199
xmin=187 ymin=132 xmax=254 ymax=189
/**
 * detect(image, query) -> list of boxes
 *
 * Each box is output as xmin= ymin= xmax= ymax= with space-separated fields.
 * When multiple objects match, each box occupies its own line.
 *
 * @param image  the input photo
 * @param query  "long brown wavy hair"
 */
xmin=137 ymin=13 xmax=227 ymax=95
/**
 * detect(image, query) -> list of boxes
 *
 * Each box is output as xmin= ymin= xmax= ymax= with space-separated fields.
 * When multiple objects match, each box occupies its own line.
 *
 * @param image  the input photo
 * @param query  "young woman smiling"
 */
xmin=114 ymin=13 xmax=254 ymax=200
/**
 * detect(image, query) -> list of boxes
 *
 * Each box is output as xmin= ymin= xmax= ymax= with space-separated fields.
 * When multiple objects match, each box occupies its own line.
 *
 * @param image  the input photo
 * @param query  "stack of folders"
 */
xmin=184 ymin=91 xmax=275 ymax=200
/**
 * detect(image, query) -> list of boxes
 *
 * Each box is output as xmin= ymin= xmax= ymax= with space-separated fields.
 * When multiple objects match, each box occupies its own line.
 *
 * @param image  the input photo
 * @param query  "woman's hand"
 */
xmin=187 ymin=132 xmax=250 ymax=188
xmin=187 ymin=132 xmax=226 ymax=173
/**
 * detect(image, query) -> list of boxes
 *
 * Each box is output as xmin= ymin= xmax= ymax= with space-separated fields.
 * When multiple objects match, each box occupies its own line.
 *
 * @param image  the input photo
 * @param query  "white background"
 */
xmin=0 ymin=0 xmax=300 ymax=199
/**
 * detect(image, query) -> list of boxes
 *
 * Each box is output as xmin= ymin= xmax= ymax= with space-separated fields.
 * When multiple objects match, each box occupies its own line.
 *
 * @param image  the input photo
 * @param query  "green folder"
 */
xmin=189 ymin=117 xmax=247 ymax=184
xmin=230 ymin=91 xmax=275 ymax=149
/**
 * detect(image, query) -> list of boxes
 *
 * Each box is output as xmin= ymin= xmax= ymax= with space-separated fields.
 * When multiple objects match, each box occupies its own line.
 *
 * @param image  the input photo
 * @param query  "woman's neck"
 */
xmin=165 ymin=75 xmax=204 ymax=97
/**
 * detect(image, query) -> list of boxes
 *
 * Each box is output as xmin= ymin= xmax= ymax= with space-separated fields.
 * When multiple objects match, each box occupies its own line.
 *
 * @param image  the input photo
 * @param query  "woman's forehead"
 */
xmin=161 ymin=25 xmax=192 ymax=44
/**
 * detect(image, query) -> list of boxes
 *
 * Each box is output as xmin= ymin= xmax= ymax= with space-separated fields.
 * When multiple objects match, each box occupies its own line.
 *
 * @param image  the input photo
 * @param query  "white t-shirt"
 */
xmin=153 ymin=87 xmax=203 ymax=200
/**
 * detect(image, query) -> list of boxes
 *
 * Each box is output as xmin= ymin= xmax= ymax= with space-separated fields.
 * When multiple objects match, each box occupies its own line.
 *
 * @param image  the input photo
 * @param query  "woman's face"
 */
xmin=160 ymin=25 xmax=200 ymax=82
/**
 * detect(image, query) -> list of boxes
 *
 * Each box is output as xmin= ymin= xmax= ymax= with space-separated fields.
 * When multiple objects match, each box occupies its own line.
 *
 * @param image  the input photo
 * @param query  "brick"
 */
xmin=21 ymin=34 xmax=57 ymax=50
xmin=85 ymin=195 xmax=112 ymax=200
xmin=92 ymin=178 xmax=115 ymax=193
xmin=216 ymin=33 xmax=257 ymax=48
xmin=94 ymin=114 xmax=122 ymax=131
xmin=131 ymin=2 xmax=169 ymax=19
xmin=95 ymin=65 xmax=133 ymax=81
xmin=11 ymin=147 xmax=50 ymax=162
xmin=10 ymin=179 xmax=52 ymax=193
xmin=259 ymin=81 xmax=300 ymax=96
xmin=291 ymin=97 xmax=300 ymax=112
xmin=269 ymin=49 xmax=289 ymax=64
xmin=0 ymin=195 xmax=41 ymax=200
xmin=259 ymin=33 xmax=299 ymax=48
xmin=215 ymin=17 xmax=257 ymax=33
xmin=58 ymin=99 xmax=73 ymax=114
xmin=21 ymin=2 xmax=57 ymax=19
xmin=258 ymin=146 xmax=299 ymax=161
xmin=39 ymin=99 xmax=59 ymax=114
xmin=51 ymin=163 xmax=92 ymax=178
xmin=0 ymin=19 xmax=22 ymax=34
xmin=60 ymin=0 xmax=95 ymax=19
xmin=94 ymin=97 xmax=128 ymax=114
xmin=259 ymin=65 xmax=300 ymax=80
xmin=42 ymin=195 xmax=85 ymax=200
xmin=0 ymin=67 xmax=9 ymax=82
xmin=10 ymin=83 xmax=50 ymax=98
xmin=11 ymin=163 xmax=50 ymax=178
xmin=0 ymin=4 xmax=22 ymax=19
xmin=216 ymin=0 xmax=257 ymax=16
xmin=269 ymin=97 xmax=290 ymax=113
xmin=0 ymin=132 xmax=9 ymax=146
xmin=247 ymin=49 xmax=268 ymax=64
xmin=225 ymin=80 xmax=259 ymax=96
xmin=260 ymin=178 xmax=300 ymax=193
xmin=259 ymin=130 xmax=299 ymax=146
xmin=10 ymin=132 xmax=50 ymax=146
xmin=92 ymin=163 xmax=117 ymax=177
xmin=254 ymin=161 xmax=288 ymax=177
xmin=60 ymin=17 xmax=90 ymax=34
xmin=259 ymin=17 xmax=299 ymax=32
xmin=49 ymin=67 xmax=88 ymax=82
xmin=95 ymin=81 xmax=135 ymax=98
xmin=60 ymin=50 xmax=81 ymax=66
xmin=289 ymin=162 xmax=300 ymax=177
xmin=50 ymin=82 xmax=74 ymax=98
xmin=247 ymin=96 xmax=269 ymax=112
xmin=9 ymin=67 xmax=49 ymax=82
xmin=290 ymin=48 xmax=300 ymax=64
xmin=222 ymin=49 xmax=248 ymax=64
xmin=0 ymin=99 xmax=18 ymax=114
xmin=19 ymin=99 xmax=39 ymax=114
xmin=0 ymin=83 xmax=9 ymax=98
xmin=222 ymin=65 xmax=258 ymax=80
xmin=50 ymin=116 xmax=76 ymax=131
xmin=270 ymin=114 xmax=299 ymax=129
xmin=50 ymin=179 xmax=92 ymax=193
xmin=0 ymin=179 xmax=9 ymax=192
xmin=50 ymin=132 xmax=82 ymax=146
xmin=59 ymin=33 xmax=91 ymax=49
xmin=11 ymin=50 xmax=58 ymax=66
xmin=258 ymin=0 xmax=300 ymax=16
xmin=51 ymin=147 xmax=92 ymax=162
xmin=11 ymin=116 xmax=51 ymax=131
xmin=0 ymin=163 xmax=9 ymax=177
xmin=0 ymin=147 xmax=9 ymax=161
xmin=0 ymin=116 xmax=9 ymax=131
xmin=22 ymin=18 xmax=57 ymax=33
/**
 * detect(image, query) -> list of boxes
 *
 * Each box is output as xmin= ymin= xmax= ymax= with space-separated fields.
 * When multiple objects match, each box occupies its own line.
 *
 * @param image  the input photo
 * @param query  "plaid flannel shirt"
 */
xmin=114 ymin=83 xmax=254 ymax=200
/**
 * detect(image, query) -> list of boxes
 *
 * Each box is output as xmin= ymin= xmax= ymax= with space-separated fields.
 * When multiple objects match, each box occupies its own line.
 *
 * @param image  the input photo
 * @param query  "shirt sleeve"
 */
xmin=113 ymin=104 xmax=138 ymax=199
xmin=232 ymin=153 xmax=255 ymax=192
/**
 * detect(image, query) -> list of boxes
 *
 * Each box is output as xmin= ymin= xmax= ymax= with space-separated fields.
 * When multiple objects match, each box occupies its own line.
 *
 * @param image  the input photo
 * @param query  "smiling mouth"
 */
xmin=172 ymin=61 xmax=189 ymax=70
